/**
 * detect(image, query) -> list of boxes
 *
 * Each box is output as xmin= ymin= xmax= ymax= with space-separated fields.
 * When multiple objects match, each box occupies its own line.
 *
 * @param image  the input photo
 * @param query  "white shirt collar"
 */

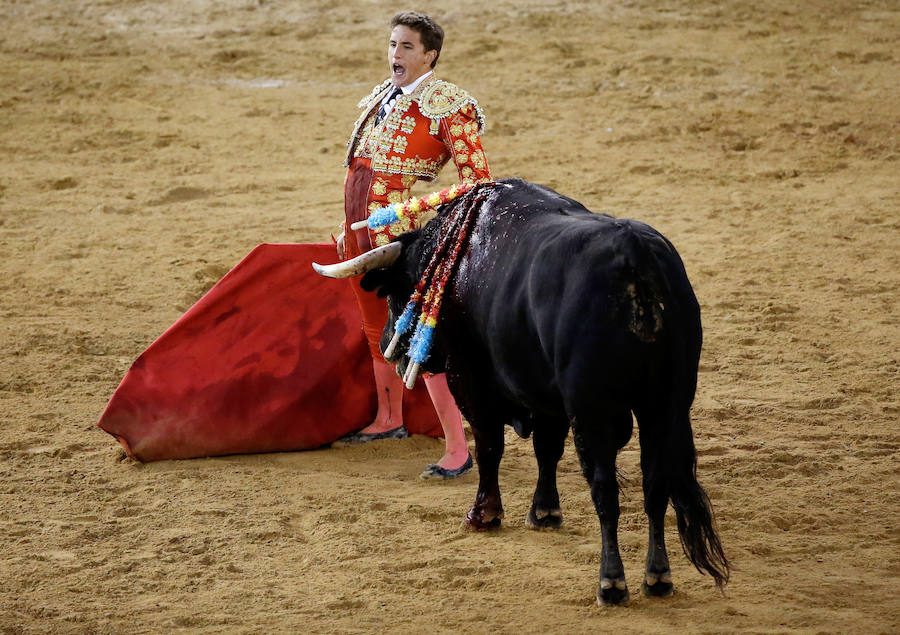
xmin=376 ymin=70 xmax=433 ymax=122
xmin=400 ymin=70 xmax=433 ymax=95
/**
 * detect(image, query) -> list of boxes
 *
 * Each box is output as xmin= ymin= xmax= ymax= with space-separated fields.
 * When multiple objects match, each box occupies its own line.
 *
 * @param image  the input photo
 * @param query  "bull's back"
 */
xmin=551 ymin=216 xmax=701 ymax=408
xmin=472 ymin=180 xmax=697 ymax=344
xmin=454 ymin=181 xmax=700 ymax=408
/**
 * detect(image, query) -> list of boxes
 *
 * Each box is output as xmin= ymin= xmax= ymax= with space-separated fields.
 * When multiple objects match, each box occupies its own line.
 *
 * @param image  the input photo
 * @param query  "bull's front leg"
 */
xmin=464 ymin=420 xmax=505 ymax=531
xmin=526 ymin=420 xmax=569 ymax=530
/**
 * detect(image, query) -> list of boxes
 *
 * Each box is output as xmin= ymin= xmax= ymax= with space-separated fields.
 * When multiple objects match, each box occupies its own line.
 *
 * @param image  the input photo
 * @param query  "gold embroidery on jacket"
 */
xmin=400 ymin=115 xmax=416 ymax=134
xmin=420 ymin=81 xmax=486 ymax=134
xmin=392 ymin=135 xmax=408 ymax=154
xmin=348 ymin=77 xmax=487 ymax=181
xmin=357 ymin=80 xmax=392 ymax=109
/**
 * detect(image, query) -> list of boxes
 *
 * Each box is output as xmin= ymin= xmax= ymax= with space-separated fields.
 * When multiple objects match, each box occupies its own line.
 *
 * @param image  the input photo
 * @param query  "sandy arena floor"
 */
xmin=1 ymin=0 xmax=898 ymax=632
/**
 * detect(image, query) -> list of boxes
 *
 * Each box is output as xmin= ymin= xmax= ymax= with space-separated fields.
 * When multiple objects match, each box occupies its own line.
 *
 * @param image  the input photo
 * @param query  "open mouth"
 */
xmin=392 ymin=63 xmax=405 ymax=77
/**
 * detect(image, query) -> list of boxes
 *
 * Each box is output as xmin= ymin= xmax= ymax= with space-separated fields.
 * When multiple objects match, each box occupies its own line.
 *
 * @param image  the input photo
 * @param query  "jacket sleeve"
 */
xmin=440 ymin=103 xmax=491 ymax=184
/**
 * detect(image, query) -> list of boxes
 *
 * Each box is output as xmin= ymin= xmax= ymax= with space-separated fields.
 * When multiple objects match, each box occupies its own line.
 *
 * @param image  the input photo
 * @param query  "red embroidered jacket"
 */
xmin=344 ymin=76 xmax=491 ymax=246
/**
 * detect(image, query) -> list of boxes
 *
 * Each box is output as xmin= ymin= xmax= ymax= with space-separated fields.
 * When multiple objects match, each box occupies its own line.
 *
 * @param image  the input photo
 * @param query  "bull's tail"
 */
xmin=667 ymin=418 xmax=730 ymax=589
xmin=662 ymin=278 xmax=730 ymax=589
xmin=626 ymin=222 xmax=730 ymax=588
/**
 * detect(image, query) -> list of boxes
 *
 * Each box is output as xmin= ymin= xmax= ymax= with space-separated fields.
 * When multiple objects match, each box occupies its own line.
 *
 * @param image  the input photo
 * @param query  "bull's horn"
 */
xmin=312 ymin=242 xmax=402 ymax=279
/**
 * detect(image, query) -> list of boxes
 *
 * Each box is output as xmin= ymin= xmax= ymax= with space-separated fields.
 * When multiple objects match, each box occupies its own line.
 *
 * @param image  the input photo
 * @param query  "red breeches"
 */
xmin=344 ymin=158 xmax=390 ymax=359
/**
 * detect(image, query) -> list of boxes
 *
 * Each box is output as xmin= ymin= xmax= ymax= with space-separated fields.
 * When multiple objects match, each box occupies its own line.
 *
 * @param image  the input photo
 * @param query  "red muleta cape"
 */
xmin=97 ymin=243 xmax=442 ymax=461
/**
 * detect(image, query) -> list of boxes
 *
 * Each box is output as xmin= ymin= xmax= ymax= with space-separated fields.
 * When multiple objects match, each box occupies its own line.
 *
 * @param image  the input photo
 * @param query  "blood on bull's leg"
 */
xmin=526 ymin=419 xmax=569 ymax=530
xmin=464 ymin=420 xmax=505 ymax=531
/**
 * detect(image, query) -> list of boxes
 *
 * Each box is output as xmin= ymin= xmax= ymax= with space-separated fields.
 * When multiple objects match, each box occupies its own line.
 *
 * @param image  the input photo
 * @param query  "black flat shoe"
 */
xmin=332 ymin=425 xmax=409 ymax=447
xmin=420 ymin=453 xmax=473 ymax=480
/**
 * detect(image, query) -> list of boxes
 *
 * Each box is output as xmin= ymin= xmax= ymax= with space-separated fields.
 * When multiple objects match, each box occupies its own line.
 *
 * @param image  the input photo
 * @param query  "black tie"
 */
xmin=375 ymin=87 xmax=402 ymax=125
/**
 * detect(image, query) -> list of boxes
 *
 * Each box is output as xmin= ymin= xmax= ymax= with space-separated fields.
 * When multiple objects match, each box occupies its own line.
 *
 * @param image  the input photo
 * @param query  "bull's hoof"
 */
xmin=463 ymin=507 xmax=503 ymax=532
xmin=463 ymin=517 xmax=502 ymax=532
xmin=525 ymin=506 xmax=563 ymax=530
xmin=597 ymin=578 xmax=629 ymax=606
xmin=642 ymin=571 xmax=674 ymax=598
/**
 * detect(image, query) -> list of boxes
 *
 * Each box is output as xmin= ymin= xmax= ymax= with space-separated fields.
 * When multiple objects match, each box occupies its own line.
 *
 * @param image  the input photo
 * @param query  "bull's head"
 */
xmin=312 ymin=228 xmax=449 ymax=381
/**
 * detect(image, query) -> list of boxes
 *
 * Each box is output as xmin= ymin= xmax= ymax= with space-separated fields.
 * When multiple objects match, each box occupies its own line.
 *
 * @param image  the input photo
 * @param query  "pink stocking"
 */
xmin=424 ymin=373 xmax=469 ymax=469
xmin=358 ymin=358 xmax=405 ymax=434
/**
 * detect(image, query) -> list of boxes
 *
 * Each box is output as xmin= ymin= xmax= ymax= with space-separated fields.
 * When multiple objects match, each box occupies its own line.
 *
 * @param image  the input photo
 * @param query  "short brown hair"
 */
xmin=391 ymin=12 xmax=444 ymax=68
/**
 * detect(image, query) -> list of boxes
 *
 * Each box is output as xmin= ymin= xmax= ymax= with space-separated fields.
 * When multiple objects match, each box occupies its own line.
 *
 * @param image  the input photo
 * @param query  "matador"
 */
xmin=335 ymin=12 xmax=491 ymax=480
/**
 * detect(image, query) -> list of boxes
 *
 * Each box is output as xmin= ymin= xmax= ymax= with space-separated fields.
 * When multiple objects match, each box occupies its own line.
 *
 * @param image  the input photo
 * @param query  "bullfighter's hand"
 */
xmin=335 ymin=230 xmax=346 ymax=260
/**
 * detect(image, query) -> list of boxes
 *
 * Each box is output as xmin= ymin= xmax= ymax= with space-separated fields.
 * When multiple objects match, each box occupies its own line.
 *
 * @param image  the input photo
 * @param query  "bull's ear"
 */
xmin=360 ymin=269 xmax=390 ymax=296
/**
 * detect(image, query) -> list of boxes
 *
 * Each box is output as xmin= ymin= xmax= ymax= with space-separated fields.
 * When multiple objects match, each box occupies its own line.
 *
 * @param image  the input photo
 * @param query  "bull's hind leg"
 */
xmin=526 ymin=420 xmax=569 ymax=530
xmin=572 ymin=412 xmax=633 ymax=606
xmin=639 ymin=428 xmax=674 ymax=598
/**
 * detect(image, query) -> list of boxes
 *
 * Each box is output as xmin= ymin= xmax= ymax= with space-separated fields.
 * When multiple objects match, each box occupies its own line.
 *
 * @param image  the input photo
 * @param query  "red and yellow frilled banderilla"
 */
xmin=353 ymin=182 xmax=495 ymax=388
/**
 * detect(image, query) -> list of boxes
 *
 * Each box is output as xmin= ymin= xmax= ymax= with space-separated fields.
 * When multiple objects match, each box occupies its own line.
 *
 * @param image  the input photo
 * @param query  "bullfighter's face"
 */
xmin=388 ymin=25 xmax=435 ymax=87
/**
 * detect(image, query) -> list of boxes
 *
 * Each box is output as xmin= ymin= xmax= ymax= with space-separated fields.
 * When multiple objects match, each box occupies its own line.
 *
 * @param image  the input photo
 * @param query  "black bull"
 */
xmin=322 ymin=178 xmax=729 ymax=605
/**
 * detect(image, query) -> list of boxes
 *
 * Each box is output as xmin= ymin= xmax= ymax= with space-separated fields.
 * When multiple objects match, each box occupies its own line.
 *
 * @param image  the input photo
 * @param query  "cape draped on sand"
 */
xmin=97 ymin=243 xmax=442 ymax=462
